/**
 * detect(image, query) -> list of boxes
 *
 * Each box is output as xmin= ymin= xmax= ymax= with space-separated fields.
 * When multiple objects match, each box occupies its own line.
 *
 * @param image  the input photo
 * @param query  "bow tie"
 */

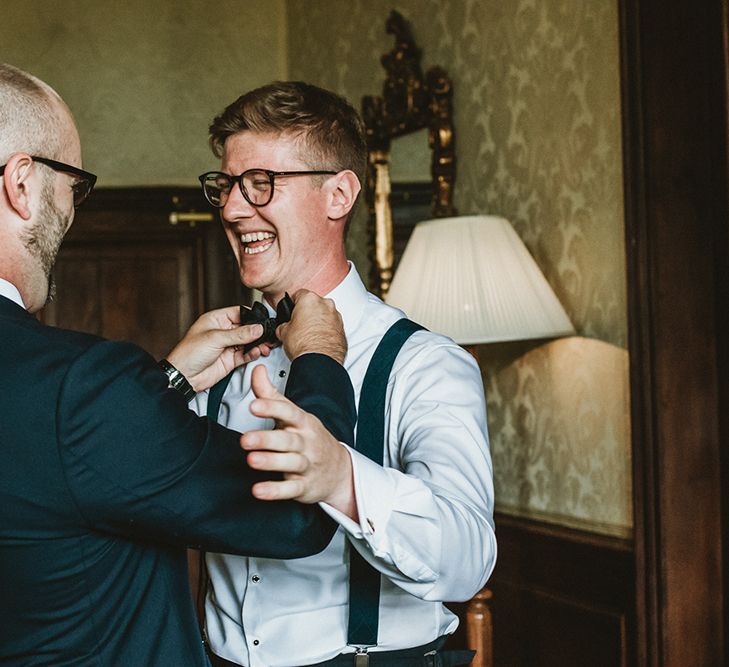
xmin=240 ymin=293 xmax=294 ymax=352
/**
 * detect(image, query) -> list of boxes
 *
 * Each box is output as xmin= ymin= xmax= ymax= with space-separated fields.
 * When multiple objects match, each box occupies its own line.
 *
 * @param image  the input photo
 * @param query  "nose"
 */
xmin=221 ymin=182 xmax=257 ymax=223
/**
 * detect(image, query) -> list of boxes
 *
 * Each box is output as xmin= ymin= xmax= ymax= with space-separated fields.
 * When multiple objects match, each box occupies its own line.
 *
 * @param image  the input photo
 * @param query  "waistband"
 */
xmin=207 ymin=636 xmax=475 ymax=667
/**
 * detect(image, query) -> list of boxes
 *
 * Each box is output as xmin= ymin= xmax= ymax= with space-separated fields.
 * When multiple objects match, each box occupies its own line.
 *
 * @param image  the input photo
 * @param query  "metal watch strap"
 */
xmin=158 ymin=358 xmax=196 ymax=402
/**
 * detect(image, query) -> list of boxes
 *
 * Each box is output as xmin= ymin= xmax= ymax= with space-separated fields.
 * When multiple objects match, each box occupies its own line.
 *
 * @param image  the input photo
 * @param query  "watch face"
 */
xmin=158 ymin=359 xmax=195 ymax=400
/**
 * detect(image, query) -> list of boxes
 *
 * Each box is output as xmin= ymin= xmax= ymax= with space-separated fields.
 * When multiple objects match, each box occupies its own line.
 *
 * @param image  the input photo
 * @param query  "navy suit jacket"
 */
xmin=0 ymin=295 xmax=355 ymax=666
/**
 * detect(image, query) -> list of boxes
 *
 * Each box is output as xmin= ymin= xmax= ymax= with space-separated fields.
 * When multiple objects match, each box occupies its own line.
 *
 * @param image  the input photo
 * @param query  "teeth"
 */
xmin=240 ymin=231 xmax=274 ymax=243
xmin=244 ymin=242 xmax=273 ymax=255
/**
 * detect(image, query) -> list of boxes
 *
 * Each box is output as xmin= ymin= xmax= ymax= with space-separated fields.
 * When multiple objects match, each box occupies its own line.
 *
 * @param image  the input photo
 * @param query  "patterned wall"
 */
xmin=0 ymin=0 xmax=287 ymax=186
xmin=288 ymin=0 xmax=631 ymax=536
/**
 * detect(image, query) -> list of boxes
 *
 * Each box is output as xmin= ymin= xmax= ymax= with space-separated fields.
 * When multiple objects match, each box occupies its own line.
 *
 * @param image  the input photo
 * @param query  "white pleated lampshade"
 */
xmin=385 ymin=215 xmax=575 ymax=344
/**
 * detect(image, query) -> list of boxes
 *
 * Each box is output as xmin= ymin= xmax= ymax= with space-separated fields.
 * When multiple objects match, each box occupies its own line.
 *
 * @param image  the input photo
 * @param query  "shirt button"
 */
xmin=278 ymin=369 xmax=286 ymax=378
xmin=251 ymin=574 xmax=261 ymax=583
xmin=253 ymin=639 xmax=260 ymax=646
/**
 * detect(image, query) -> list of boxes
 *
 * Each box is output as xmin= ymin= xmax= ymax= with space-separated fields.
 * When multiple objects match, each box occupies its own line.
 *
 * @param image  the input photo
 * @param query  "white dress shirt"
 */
xmin=192 ymin=264 xmax=496 ymax=667
xmin=0 ymin=278 xmax=25 ymax=309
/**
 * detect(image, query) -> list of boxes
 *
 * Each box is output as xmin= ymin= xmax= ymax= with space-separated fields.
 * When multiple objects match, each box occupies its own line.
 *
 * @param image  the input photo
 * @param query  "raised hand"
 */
xmin=276 ymin=290 xmax=347 ymax=364
xmin=166 ymin=306 xmax=274 ymax=392
xmin=241 ymin=365 xmax=357 ymax=519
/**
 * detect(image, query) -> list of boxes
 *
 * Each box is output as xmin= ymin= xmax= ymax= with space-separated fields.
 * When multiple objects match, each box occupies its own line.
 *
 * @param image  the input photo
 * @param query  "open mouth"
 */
xmin=240 ymin=231 xmax=275 ymax=255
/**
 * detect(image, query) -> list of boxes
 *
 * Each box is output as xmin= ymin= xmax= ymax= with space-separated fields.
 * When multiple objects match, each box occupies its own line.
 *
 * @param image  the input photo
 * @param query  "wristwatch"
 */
xmin=158 ymin=359 xmax=196 ymax=402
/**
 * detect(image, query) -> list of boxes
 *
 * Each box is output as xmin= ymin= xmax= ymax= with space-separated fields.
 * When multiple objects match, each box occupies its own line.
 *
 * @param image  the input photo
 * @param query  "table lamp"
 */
xmin=385 ymin=215 xmax=574 ymax=344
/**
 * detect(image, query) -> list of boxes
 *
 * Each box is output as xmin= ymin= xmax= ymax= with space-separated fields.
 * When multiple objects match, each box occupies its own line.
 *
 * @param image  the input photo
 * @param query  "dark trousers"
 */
xmin=207 ymin=636 xmax=475 ymax=667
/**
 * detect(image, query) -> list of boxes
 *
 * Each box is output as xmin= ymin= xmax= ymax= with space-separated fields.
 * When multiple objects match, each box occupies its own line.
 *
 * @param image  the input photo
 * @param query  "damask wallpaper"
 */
xmin=0 ymin=0 xmax=288 ymax=186
xmin=287 ymin=0 xmax=631 ymax=536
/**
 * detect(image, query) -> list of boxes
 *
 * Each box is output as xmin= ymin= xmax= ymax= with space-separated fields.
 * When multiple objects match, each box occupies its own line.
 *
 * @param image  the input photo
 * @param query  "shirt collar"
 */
xmin=260 ymin=262 xmax=370 ymax=337
xmin=0 ymin=278 xmax=26 ymax=309
xmin=323 ymin=262 xmax=370 ymax=338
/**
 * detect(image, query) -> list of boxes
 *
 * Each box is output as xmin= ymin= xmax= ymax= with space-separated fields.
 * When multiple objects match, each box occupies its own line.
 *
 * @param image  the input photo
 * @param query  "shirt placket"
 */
xmin=241 ymin=556 xmax=264 ymax=666
xmin=242 ymin=354 xmax=290 ymax=667
xmin=273 ymin=358 xmax=290 ymax=391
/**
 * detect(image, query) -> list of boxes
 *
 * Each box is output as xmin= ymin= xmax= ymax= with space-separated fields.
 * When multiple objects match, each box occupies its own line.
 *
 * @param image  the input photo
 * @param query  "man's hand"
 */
xmin=241 ymin=365 xmax=357 ymax=519
xmin=276 ymin=290 xmax=347 ymax=364
xmin=166 ymin=306 xmax=274 ymax=392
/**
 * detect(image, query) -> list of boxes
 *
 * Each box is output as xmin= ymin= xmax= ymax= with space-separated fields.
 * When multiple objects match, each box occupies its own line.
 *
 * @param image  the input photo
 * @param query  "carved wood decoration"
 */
xmin=467 ymin=588 xmax=494 ymax=667
xmin=362 ymin=10 xmax=457 ymax=297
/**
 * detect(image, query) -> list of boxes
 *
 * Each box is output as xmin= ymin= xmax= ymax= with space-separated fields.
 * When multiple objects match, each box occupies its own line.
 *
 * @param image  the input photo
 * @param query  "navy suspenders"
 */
xmin=207 ymin=370 xmax=232 ymax=421
xmin=347 ymin=318 xmax=424 ymax=647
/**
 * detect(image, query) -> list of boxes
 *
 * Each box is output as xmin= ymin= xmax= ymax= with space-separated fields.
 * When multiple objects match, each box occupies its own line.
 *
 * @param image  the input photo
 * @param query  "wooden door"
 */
xmin=620 ymin=1 xmax=729 ymax=664
xmin=44 ymin=242 xmax=199 ymax=361
xmin=40 ymin=187 xmax=244 ymax=360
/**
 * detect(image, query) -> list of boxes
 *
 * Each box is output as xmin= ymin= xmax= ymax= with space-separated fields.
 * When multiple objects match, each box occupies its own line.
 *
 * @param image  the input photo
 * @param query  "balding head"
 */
xmin=0 ymin=63 xmax=74 ymax=164
xmin=1 ymin=64 xmax=80 ymax=312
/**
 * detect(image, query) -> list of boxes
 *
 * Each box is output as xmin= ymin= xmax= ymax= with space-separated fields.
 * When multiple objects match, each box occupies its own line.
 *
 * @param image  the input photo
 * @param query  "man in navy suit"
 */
xmin=0 ymin=63 xmax=357 ymax=666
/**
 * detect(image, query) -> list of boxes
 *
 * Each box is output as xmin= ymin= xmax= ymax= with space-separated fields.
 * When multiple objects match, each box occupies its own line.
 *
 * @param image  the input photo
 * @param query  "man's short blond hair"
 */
xmin=209 ymin=81 xmax=367 ymax=185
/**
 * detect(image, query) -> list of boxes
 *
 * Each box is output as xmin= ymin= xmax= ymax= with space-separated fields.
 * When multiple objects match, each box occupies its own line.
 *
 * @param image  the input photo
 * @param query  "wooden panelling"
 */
xmin=488 ymin=513 xmax=634 ymax=667
xmin=619 ymin=0 xmax=728 ymax=664
xmin=45 ymin=244 xmax=196 ymax=360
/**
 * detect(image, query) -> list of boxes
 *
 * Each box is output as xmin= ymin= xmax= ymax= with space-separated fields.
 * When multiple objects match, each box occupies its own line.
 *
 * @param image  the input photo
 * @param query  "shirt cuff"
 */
xmin=320 ymin=445 xmax=398 ymax=549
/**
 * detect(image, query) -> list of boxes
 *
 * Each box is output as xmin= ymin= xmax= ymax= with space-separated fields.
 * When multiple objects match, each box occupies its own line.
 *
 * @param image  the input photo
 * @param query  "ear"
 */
xmin=326 ymin=170 xmax=361 ymax=221
xmin=2 ymin=154 xmax=35 ymax=221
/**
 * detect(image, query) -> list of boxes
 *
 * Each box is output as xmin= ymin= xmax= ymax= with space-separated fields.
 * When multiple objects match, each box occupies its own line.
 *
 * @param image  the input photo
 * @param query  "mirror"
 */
xmin=362 ymin=10 xmax=457 ymax=297
xmin=390 ymin=129 xmax=431 ymax=182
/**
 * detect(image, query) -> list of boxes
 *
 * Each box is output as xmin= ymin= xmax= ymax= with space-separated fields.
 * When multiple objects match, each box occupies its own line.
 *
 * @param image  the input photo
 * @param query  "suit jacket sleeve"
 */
xmin=56 ymin=341 xmax=355 ymax=558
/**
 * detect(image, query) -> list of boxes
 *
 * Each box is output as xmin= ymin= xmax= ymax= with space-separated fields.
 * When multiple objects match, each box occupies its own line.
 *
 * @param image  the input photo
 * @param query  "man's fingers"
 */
xmin=188 ymin=305 xmax=242 ymax=333
xmin=246 ymin=450 xmax=308 ymax=474
xmin=249 ymin=394 xmax=304 ymax=425
xmin=252 ymin=479 xmax=307 ymax=501
xmin=241 ymin=346 xmax=261 ymax=365
xmin=211 ymin=323 xmax=263 ymax=348
xmin=240 ymin=341 xmax=275 ymax=365
xmin=249 ymin=367 xmax=308 ymax=427
xmin=208 ymin=304 xmax=242 ymax=327
xmin=250 ymin=364 xmax=279 ymax=401
xmin=241 ymin=429 xmax=303 ymax=453
xmin=290 ymin=288 xmax=307 ymax=304
xmin=275 ymin=321 xmax=289 ymax=341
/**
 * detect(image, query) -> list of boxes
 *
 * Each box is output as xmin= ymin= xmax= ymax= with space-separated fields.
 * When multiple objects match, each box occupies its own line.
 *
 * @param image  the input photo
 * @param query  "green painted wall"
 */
xmin=0 ymin=0 xmax=288 ymax=186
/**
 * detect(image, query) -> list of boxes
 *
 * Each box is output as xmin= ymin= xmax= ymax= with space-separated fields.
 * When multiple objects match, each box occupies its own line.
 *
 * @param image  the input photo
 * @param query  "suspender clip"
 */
xmin=354 ymin=646 xmax=370 ymax=666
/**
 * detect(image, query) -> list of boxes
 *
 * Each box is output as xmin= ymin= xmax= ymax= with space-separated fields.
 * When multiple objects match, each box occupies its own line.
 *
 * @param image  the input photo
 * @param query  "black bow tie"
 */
xmin=240 ymin=293 xmax=294 ymax=352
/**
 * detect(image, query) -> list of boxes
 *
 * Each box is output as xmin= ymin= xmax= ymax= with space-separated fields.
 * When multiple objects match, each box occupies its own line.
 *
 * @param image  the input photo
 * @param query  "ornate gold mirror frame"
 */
xmin=362 ymin=16 xmax=494 ymax=667
xmin=362 ymin=10 xmax=457 ymax=298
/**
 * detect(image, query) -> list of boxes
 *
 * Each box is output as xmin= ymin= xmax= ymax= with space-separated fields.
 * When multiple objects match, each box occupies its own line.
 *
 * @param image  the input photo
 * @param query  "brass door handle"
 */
xmin=168 ymin=211 xmax=214 ymax=226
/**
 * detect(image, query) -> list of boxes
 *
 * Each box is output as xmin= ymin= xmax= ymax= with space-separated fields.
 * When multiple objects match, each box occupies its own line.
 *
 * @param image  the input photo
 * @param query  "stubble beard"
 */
xmin=20 ymin=177 xmax=71 ymax=305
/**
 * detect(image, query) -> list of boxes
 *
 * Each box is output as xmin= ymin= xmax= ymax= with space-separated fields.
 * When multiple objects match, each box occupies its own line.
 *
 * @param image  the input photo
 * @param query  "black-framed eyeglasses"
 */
xmin=0 ymin=156 xmax=97 ymax=208
xmin=198 ymin=169 xmax=337 ymax=208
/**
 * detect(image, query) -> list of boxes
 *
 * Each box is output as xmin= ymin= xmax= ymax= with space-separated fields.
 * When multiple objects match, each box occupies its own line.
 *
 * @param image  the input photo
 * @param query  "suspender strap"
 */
xmin=197 ymin=370 xmax=236 ymax=631
xmin=207 ymin=371 xmax=234 ymax=421
xmin=347 ymin=318 xmax=425 ymax=648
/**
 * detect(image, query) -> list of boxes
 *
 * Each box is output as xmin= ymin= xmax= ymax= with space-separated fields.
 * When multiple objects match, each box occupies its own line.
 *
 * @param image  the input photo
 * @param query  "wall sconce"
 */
xmin=385 ymin=215 xmax=575 ymax=344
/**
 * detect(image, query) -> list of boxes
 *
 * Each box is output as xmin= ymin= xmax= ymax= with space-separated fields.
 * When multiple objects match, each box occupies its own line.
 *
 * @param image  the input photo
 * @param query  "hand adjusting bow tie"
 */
xmin=240 ymin=292 xmax=294 ymax=352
